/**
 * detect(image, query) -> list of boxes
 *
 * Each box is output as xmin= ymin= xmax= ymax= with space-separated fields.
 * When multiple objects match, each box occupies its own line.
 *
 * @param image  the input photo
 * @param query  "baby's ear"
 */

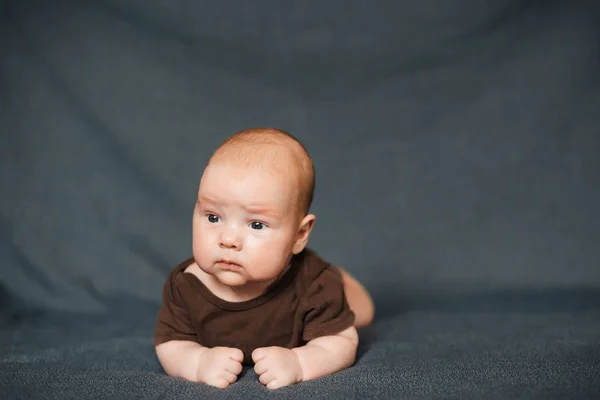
xmin=292 ymin=214 xmax=316 ymax=254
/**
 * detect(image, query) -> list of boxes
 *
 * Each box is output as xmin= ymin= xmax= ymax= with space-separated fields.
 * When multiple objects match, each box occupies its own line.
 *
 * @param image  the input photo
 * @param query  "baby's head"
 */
xmin=192 ymin=128 xmax=316 ymax=290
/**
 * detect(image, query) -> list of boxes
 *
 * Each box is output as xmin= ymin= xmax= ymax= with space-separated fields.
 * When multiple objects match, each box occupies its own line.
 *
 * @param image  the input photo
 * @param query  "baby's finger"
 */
xmin=251 ymin=348 xmax=266 ymax=363
xmin=213 ymin=378 xmax=231 ymax=389
xmin=258 ymin=371 xmax=274 ymax=386
xmin=267 ymin=379 xmax=286 ymax=390
xmin=228 ymin=348 xmax=244 ymax=363
xmin=253 ymin=360 xmax=268 ymax=375
xmin=222 ymin=371 xmax=238 ymax=384
xmin=226 ymin=360 xmax=243 ymax=375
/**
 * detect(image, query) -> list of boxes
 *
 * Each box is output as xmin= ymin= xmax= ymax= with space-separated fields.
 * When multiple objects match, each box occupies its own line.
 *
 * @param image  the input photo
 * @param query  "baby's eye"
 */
xmin=250 ymin=221 xmax=265 ymax=230
xmin=207 ymin=214 xmax=220 ymax=223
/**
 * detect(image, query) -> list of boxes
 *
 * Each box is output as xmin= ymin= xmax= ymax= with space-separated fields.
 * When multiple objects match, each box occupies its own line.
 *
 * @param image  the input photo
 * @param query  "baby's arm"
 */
xmin=253 ymin=263 xmax=359 ymax=389
xmin=252 ymin=326 xmax=358 ymax=389
xmin=156 ymin=340 xmax=244 ymax=388
xmin=292 ymin=325 xmax=359 ymax=381
xmin=155 ymin=340 xmax=206 ymax=382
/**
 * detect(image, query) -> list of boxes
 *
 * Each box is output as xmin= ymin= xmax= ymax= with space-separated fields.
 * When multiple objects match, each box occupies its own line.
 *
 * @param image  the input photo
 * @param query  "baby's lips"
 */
xmin=217 ymin=260 xmax=243 ymax=270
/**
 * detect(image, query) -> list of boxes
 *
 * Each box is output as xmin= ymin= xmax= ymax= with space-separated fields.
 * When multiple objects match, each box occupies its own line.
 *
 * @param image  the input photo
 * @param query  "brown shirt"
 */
xmin=153 ymin=249 xmax=355 ymax=365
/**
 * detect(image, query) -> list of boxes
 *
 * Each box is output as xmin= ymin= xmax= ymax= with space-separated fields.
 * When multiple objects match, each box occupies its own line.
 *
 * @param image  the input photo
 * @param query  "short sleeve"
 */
xmin=152 ymin=272 xmax=198 ymax=346
xmin=301 ymin=267 xmax=356 ymax=342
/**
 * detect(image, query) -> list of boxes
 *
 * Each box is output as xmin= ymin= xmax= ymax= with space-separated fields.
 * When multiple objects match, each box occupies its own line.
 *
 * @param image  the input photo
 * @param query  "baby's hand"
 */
xmin=252 ymin=346 xmax=303 ymax=390
xmin=196 ymin=346 xmax=244 ymax=388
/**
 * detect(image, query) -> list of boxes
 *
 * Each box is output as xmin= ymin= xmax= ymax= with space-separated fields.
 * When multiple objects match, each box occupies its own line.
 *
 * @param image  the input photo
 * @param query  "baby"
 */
xmin=153 ymin=128 xmax=375 ymax=389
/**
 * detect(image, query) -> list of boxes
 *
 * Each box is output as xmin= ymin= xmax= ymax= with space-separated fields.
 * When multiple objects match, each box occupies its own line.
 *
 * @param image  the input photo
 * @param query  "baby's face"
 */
xmin=192 ymin=162 xmax=304 ymax=288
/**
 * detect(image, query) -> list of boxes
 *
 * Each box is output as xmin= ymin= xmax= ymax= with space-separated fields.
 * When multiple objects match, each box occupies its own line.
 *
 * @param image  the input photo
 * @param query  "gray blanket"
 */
xmin=2 ymin=298 xmax=599 ymax=399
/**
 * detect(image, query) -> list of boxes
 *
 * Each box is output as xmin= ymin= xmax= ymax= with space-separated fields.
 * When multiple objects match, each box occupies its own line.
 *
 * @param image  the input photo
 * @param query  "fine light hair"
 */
xmin=208 ymin=128 xmax=315 ymax=217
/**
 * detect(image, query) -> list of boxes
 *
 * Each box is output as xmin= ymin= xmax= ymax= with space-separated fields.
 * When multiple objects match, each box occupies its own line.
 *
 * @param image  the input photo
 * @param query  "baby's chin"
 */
xmin=212 ymin=270 xmax=250 ymax=287
xmin=212 ymin=269 xmax=281 ymax=294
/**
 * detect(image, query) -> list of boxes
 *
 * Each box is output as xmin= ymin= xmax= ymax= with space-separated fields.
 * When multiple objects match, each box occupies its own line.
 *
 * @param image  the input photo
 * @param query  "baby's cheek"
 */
xmin=192 ymin=232 xmax=213 ymax=259
xmin=260 ymin=244 xmax=291 ymax=274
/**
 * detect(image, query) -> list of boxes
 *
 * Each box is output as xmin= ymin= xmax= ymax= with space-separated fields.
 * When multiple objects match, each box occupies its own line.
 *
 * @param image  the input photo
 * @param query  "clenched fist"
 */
xmin=252 ymin=346 xmax=303 ymax=390
xmin=196 ymin=346 xmax=244 ymax=388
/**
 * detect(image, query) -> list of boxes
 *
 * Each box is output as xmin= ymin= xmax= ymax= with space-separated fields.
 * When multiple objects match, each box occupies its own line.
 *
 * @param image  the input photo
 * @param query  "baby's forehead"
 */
xmin=202 ymin=159 xmax=299 ymax=193
xmin=205 ymin=129 xmax=315 ymax=214
xmin=211 ymin=140 xmax=306 ymax=179
xmin=198 ymin=163 xmax=299 ymax=216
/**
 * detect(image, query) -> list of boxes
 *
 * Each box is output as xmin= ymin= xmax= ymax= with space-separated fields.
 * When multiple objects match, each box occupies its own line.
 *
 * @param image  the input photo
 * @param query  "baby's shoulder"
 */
xmin=160 ymin=257 xmax=196 ymax=292
xmin=294 ymin=249 xmax=344 ymax=293
xmin=182 ymin=261 xmax=203 ymax=282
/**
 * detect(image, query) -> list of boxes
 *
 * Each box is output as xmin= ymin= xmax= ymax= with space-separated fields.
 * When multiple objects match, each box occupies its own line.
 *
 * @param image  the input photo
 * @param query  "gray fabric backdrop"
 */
xmin=1 ymin=0 xmax=599 ymax=315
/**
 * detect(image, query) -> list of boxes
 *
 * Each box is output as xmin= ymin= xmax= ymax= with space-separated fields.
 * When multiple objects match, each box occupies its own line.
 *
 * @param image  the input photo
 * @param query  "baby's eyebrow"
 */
xmin=197 ymin=195 xmax=282 ymax=219
xmin=243 ymin=204 xmax=281 ymax=219
xmin=197 ymin=194 xmax=219 ymax=205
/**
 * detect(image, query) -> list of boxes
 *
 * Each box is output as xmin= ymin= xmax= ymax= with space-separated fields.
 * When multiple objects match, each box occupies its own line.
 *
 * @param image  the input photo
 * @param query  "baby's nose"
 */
xmin=219 ymin=227 xmax=242 ymax=249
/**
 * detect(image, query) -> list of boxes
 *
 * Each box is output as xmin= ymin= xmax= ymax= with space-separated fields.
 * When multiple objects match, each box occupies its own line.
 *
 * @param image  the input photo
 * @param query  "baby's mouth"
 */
xmin=216 ymin=259 xmax=243 ymax=270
